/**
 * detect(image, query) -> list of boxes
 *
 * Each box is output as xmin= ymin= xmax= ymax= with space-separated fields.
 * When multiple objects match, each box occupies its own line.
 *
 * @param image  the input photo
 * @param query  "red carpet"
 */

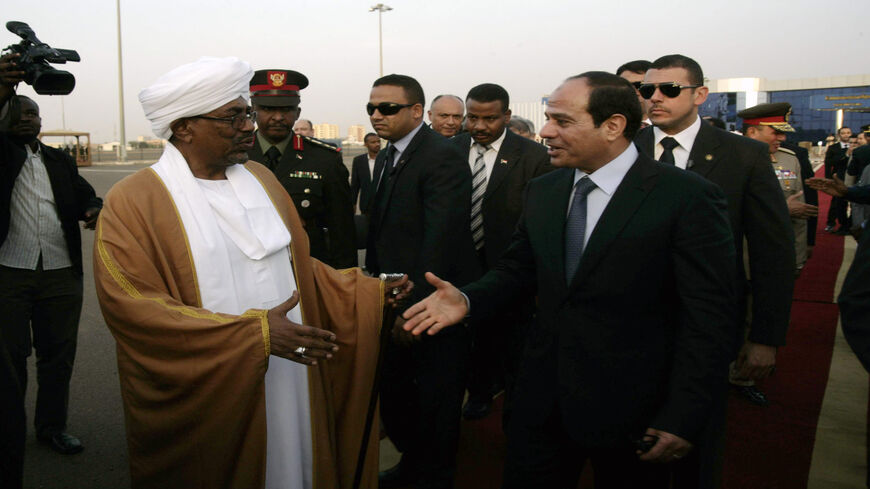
xmin=723 ymin=166 xmax=845 ymax=488
xmin=448 ymin=167 xmax=850 ymax=488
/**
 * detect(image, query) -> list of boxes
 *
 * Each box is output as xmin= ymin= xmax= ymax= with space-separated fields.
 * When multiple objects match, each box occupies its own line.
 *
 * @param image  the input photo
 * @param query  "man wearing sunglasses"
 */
xmin=247 ymin=69 xmax=356 ymax=270
xmin=635 ymin=54 xmax=795 ymax=489
xmin=365 ymin=74 xmax=480 ymax=489
xmin=616 ymin=59 xmax=652 ymax=128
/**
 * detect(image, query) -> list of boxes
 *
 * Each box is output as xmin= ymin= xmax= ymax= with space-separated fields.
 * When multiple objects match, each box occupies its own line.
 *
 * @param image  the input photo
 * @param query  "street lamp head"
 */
xmin=369 ymin=3 xmax=392 ymax=12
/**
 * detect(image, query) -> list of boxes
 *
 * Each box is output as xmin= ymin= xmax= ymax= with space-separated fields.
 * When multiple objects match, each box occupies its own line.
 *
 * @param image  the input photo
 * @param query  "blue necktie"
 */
xmin=564 ymin=177 xmax=597 ymax=284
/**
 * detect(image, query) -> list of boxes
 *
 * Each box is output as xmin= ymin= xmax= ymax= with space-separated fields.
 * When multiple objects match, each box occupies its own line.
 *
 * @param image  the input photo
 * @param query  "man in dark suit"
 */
xmin=247 ymin=68 xmax=356 ymax=269
xmin=0 ymin=59 xmax=102 ymax=473
xmin=350 ymin=132 xmax=380 ymax=214
xmin=635 ymin=54 xmax=795 ymax=487
xmin=365 ymin=74 xmax=480 ymax=489
xmin=450 ymin=83 xmax=551 ymax=421
xmin=825 ymin=126 xmax=853 ymax=233
xmin=401 ymin=71 xmax=737 ymax=488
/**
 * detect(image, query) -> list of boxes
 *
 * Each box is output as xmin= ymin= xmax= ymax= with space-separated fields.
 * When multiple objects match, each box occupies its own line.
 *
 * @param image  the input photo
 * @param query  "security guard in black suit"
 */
xmin=248 ymin=69 xmax=356 ymax=269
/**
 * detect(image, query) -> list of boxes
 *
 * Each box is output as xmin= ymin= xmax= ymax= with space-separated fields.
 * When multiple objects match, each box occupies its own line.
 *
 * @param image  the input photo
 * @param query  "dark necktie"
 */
xmin=373 ymin=144 xmax=398 ymax=216
xmin=264 ymin=146 xmax=281 ymax=170
xmin=659 ymin=137 xmax=679 ymax=165
xmin=564 ymin=177 xmax=597 ymax=284
xmin=470 ymin=144 xmax=489 ymax=250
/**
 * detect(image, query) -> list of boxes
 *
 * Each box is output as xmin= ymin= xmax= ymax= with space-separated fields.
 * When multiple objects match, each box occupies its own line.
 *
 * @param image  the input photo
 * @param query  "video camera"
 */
xmin=3 ymin=21 xmax=80 ymax=95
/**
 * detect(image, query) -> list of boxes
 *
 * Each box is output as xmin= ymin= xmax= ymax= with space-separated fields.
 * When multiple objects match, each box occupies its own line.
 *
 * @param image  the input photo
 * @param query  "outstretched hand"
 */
xmin=786 ymin=192 xmax=818 ymax=219
xmin=806 ymin=175 xmax=847 ymax=198
xmin=401 ymin=272 xmax=468 ymax=336
xmin=267 ymin=291 xmax=338 ymax=366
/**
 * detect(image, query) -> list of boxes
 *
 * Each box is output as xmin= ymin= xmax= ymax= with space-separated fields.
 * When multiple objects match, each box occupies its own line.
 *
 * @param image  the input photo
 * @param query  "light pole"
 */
xmin=369 ymin=3 xmax=392 ymax=77
xmin=116 ymin=0 xmax=127 ymax=162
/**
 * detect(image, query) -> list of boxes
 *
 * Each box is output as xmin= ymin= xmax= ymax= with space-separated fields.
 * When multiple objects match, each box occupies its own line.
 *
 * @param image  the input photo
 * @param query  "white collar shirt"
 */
xmin=467 ymin=129 xmax=507 ymax=184
xmin=569 ymin=143 xmax=638 ymax=247
xmin=653 ymin=116 xmax=702 ymax=170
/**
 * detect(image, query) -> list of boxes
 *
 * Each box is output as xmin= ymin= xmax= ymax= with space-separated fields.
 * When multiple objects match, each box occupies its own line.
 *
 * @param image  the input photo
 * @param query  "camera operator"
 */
xmin=0 ymin=52 xmax=101 ymax=488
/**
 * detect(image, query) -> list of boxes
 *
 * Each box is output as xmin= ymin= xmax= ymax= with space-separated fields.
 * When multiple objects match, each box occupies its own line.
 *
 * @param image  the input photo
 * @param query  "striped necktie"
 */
xmin=470 ymin=144 xmax=489 ymax=250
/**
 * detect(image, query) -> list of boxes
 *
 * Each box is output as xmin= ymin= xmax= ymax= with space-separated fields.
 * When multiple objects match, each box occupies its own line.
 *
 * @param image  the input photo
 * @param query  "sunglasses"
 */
xmin=367 ymin=102 xmax=414 ymax=116
xmin=638 ymin=82 xmax=701 ymax=100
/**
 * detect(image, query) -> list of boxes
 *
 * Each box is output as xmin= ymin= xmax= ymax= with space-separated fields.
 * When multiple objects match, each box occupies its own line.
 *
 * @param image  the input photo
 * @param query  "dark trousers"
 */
xmin=380 ymin=325 xmax=471 ymax=489
xmin=0 ymin=335 xmax=25 ymax=489
xmin=828 ymin=196 xmax=849 ymax=227
xmin=503 ymin=404 xmax=671 ymax=489
xmin=0 ymin=264 xmax=82 ymax=439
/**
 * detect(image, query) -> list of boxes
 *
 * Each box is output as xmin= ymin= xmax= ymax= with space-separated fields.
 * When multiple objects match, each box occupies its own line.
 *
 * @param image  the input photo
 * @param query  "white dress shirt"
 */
xmin=0 ymin=144 xmax=72 ymax=270
xmin=467 ymin=129 xmax=507 ymax=182
xmin=652 ymin=116 xmax=702 ymax=170
xmin=570 ymin=143 xmax=639 ymax=248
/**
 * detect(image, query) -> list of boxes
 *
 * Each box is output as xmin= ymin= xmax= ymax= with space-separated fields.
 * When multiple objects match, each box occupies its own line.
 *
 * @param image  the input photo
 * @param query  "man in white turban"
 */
xmin=94 ymin=57 xmax=403 ymax=489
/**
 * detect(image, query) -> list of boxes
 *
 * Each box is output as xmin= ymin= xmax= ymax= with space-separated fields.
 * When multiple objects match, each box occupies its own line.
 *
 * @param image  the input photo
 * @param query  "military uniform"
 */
xmin=773 ymin=147 xmax=808 ymax=270
xmin=248 ymin=68 xmax=356 ymax=269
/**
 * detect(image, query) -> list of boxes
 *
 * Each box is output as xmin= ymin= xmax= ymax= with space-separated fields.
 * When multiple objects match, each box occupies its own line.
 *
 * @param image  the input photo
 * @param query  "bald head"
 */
xmin=428 ymin=95 xmax=464 ymax=138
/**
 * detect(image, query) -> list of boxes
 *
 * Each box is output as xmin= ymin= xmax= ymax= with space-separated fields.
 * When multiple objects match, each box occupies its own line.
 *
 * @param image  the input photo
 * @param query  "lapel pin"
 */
xmin=296 ymin=154 xmax=303 ymax=159
xmin=705 ymin=154 xmax=713 ymax=161
xmin=500 ymin=159 xmax=508 ymax=165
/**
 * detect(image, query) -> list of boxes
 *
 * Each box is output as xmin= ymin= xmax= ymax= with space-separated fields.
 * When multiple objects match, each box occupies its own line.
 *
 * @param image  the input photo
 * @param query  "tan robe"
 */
xmin=93 ymin=161 xmax=383 ymax=489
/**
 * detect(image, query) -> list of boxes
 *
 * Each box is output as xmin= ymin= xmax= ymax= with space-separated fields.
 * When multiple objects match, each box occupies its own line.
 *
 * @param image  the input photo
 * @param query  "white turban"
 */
xmin=139 ymin=57 xmax=253 ymax=139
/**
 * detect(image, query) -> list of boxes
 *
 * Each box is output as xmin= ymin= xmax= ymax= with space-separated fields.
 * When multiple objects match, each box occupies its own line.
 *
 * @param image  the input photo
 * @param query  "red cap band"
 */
xmin=742 ymin=115 xmax=787 ymax=125
xmin=250 ymin=84 xmax=300 ymax=93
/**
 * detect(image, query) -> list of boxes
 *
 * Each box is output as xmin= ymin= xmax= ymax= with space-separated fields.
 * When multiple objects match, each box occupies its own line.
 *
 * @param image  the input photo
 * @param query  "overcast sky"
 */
xmin=5 ymin=0 xmax=867 ymax=143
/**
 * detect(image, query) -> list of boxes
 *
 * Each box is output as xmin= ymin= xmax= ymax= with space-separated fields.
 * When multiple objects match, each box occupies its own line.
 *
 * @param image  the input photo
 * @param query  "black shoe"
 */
xmin=834 ymin=227 xmax=850 ymax=235
xmin=378 ymin=462 xmax=417 ymax=488
xmin=825 ymin=225 xmax=836 ymax=233
xmin=732 ymin=384 xmax=770 ymax=407
xmin=462 ymin=399 xmax=493 ymax=420
xmin=37 ymin=432 xmax=84 ymax=455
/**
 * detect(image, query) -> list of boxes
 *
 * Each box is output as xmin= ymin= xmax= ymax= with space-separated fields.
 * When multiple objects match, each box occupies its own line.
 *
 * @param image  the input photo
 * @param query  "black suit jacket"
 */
xmin=451 ymin=130 xmax=552 ymax=268
xmin=0 ymin=136 xmax=101 ymax=276
xmin=825 ymin=142 xmax=849 ymax=179
xmin=366 ymin=124 xmax=480 ymax=307
xmin=636 ymin=123 xmax=795 ymax=347
xmin=781 ymin=141 xmax=817 ymax=246
xmin=462 ymin=153 xmax=736 ymax=447
xmin=248 ymin=132 xmax=356 ymax=268
xmin=839 ymin=185 xmax=870 ymax=371
xmin=350 ymin=152 xmax=374 ymax=213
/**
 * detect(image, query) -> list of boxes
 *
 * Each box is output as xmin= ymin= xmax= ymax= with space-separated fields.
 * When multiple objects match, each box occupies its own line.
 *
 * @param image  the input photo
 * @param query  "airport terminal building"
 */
xmin=700 ymin=74 xmax=870 ymax=144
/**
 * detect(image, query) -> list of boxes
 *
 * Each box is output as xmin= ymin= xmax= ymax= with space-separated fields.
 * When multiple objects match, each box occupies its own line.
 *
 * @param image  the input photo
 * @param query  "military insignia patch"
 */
xmin=268 ymin=71 xmax=286 ymax=87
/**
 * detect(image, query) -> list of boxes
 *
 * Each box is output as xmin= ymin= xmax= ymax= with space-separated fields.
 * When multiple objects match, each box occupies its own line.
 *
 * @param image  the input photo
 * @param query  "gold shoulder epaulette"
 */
xmin=778 ymin=147 xmax=796 ymax=155
xmin=302 ymin=135 xmax=341 ymax=152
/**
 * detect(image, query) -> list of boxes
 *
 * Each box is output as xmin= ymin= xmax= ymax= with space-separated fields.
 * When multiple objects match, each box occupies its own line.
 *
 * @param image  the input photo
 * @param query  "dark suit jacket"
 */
xmin=366 ymin=124 xmax=480 ymax=307
xmin=782 ymin=141 xmax=817 ymax=246
xmin=839 ymin=187 xmax=870 ymax=371
xmin=0 ymin=136 xmax=101 ymax=276
xmin=636 ymin=123 xmax=795 ymax=347
xmin=462 ymin=153 xmax=736 ymax=447
xmin=452 ymin=130 xmax=552 ymax=268
xmin=350 ymin=153 xmax=374 ymax=213
xmin=248 ymin=132 xmax=356 ymax=268
xmin=825 ymin=142 xmax=849 ymax=179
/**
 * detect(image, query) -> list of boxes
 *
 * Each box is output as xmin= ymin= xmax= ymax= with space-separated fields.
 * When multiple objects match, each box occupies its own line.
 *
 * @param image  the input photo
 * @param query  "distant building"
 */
xmin=510 ymin=100 xmax=547 ymax=140
xmin=314 ymin=123 xmax=339 ymax=140
xmin=347 ymin=124 xmax=365 ymax=143
xmin=701 ymin=74 xmax=870 ymax=142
